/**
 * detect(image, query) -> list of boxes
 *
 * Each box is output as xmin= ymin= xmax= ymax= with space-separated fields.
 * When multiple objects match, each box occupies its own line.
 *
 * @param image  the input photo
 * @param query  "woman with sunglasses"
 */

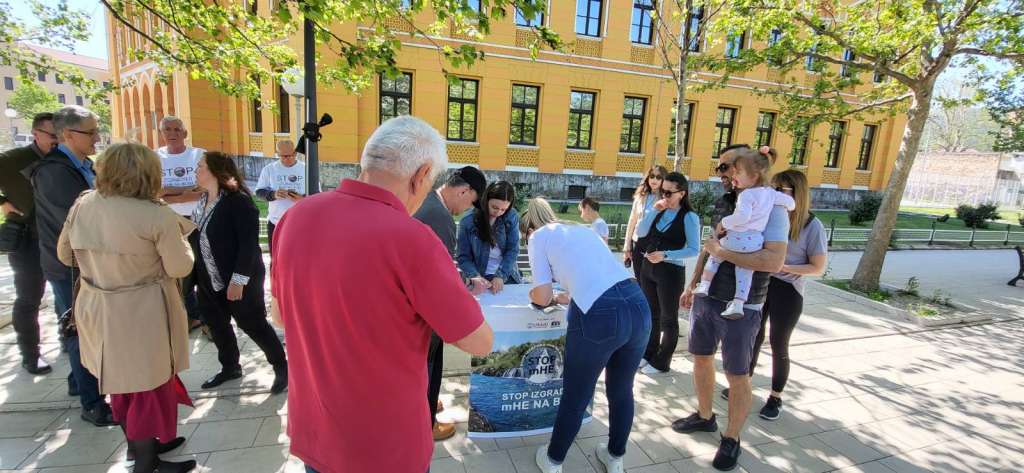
xmin=721 ymin=169 xmax=828 ymax=420
xmin=623 ymin=165 xmax=668 ymax=275
xmin=633 ymin=172 xmax=701 ymax=375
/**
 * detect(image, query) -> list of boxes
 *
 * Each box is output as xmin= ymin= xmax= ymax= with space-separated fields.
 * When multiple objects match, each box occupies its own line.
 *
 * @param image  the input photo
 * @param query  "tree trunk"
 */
xmin=670 ymin=0 xmax=693 ymax=173
xmin=850 ymin=89 xmax=933 ymax=292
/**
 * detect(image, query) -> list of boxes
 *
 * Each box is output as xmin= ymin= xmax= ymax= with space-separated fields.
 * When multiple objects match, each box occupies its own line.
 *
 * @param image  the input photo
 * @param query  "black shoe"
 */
xmin=81 ymin=404 xmax=117 ymax=427
xmin=68 ymin=384 xmax=80 ymax=397
xmin=721 ymin=388 xmax=729 ymax=401
xmin=270 ymin=365 xmax=288 ymax=395
xmin=22 ymin=358 xmax=53 ymax=375
xmin=759 ymin=396 xmax=782 ymax=420
xmin=155 ymin=459 xmax=198 ymax=472
xmin=200 ymin=369 xmax=243 ymax=390
xmin=671 ymin=412 xmax=718 ymax=433
xmin=712 ymin=435 xmax=741 ymax=471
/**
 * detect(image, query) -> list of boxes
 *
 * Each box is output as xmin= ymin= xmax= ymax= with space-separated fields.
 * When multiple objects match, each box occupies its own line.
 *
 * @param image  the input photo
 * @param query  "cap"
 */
xmin=455 ymin=166 xmax=487 ymax=204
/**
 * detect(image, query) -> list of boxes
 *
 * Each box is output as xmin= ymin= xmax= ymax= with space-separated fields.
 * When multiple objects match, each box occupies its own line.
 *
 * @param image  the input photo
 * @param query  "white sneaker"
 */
xmin=693 ymin=281 xmax=710 ymax=296
xmin=721 ymin=300 xmax=745 ymax=320
xmin=637 ymin=359 xmax=649 ymax=371
xmin=596 ymin=443 xmax=624 ymax=473
xmin=641 ymin=364 xmax=667 ymax=375
xmin=535 ymin=445 xmax=562 ymax=473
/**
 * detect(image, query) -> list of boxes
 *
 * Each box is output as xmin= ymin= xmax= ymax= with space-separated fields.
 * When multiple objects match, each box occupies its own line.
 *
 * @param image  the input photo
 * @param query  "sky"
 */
xmin=13 ymin=0 xmax=109 ymax=60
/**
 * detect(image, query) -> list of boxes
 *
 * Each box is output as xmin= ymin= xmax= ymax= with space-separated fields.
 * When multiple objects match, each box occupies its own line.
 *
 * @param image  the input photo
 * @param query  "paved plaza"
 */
xmin=1 ymin=249 xmax=1023 ymax=472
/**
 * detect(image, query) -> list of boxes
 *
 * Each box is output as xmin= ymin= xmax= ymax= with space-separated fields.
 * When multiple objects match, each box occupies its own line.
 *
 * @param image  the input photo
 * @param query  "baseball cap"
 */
xmin=455 ymin=166 xmax=487 ymax=204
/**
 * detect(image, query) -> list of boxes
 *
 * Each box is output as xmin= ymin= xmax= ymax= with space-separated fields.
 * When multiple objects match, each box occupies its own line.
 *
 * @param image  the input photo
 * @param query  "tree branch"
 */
xmin=100 ymin=0 xmax=202 ymax=65
xmin=954 ymin=48 xmax=1024 ymax=61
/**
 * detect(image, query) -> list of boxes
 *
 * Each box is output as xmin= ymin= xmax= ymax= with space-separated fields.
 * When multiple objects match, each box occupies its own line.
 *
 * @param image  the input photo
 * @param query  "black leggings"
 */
xmin=637 ymin=260 xmax=686 ymax=371
xmin=749 ymin=278 xmax=803 ymax=393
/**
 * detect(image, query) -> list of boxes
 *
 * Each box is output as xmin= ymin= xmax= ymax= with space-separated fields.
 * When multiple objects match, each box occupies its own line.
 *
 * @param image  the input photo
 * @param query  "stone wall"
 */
xmin=235 ymin=156 xmax=868 ymax=209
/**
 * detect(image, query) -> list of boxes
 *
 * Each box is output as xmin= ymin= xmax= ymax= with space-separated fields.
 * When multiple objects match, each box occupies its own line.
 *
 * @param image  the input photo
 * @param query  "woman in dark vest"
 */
xmin=191 ymin=152 xmax=287 ymax=394
xmin=720 ymin=169 xmax=828 ymax=420
xmin=634 ymin=172 xmax=701 ymax=374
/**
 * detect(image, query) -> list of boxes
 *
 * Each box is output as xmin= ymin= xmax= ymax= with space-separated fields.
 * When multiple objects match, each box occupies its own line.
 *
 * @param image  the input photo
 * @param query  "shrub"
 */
xmin=956 ymin=202 xmax=1002 ymax=228
xmin=849 ymin=192 xmax=883 ymax=225
xmin=1019 ymin=214 xmax=1024 ymax=226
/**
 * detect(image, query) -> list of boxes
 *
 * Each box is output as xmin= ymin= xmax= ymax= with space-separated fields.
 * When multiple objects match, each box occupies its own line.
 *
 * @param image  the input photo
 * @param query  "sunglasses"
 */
xmin=775 ymin=186 xmax=794 ymax=193
xmin=662 ymin=189 xmax=684 ymax=196
xmin=716 ymin=162 xmax=731 ymax=173
xmin=648 ymin=174 xmax=664 ymax=180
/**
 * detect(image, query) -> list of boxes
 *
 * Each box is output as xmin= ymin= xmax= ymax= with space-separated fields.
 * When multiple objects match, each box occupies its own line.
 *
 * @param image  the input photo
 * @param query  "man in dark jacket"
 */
xmin=0 ymin=113 xmax=57 ymax=374
xmin=412 ymin=165 xmax=486 ymax=441
xmin=29 ymin=105 xmax=114 ymax=427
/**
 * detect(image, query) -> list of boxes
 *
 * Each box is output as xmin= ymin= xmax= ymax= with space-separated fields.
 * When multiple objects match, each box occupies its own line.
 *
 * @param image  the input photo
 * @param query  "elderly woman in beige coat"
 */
xmin=58 ymin=143 xmax=197 ymax=473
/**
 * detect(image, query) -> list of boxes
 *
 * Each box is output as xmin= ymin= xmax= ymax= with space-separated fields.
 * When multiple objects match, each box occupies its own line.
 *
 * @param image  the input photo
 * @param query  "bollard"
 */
xmin=1006 ymin=224 xmax=1011 ymax=246
xmin=969 ymin=225 xmax=976 ymax=247
xmin=929 ymin=221 xmax=935 ymax=246
xmin=829 ymin=219 xmax=836 ymax=246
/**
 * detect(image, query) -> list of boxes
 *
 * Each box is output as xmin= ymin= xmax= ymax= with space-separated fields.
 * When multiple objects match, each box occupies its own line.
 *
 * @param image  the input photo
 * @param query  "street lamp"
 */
xmin=279 ymin=68 xmax=305 ymax=145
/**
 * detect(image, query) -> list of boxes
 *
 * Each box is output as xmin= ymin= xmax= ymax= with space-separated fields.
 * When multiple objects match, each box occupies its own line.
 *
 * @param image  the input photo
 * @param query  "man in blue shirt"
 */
xmin=29 ymin=105 xmax=114 ymax=427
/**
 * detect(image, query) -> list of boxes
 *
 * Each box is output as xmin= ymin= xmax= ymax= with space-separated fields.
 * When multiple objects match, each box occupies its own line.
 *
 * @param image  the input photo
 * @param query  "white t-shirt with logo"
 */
xmin=257 ymin=159 xmax=307 ymax=224
xmin=157 ymin=146 xmax=205 ymax=216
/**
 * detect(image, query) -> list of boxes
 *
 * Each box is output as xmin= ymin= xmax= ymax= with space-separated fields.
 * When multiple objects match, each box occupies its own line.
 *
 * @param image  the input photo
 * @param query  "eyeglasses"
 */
xmin=662 ymin=189 xmax=684 ymax=196
xmin=68 ymin=129 xmax=99 ymax=137
xmin=648 ymin=174 xmax=664 ymax=180
xmin=32 ymin=129 xmax=57 ymax=139
xmin=715 ymin=162 xmax=731 ymax=173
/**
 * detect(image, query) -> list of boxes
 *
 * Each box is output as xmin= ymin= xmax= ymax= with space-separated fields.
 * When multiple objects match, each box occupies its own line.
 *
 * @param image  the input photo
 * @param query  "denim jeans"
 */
xmin=48 ymin=277 xmax=104 ymax=411
xmin=546 ymin=279 xmax=652 ymax=463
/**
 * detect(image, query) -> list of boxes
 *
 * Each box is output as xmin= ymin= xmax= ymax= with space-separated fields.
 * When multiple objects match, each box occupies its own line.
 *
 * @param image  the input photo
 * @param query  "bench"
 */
xmin=1009 ymin=246 xmax=1024 ymax=287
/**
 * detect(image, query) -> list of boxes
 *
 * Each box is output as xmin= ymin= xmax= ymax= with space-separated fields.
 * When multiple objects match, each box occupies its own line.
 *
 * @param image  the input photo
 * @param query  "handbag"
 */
xmin=0 ymin=220 xmax=27 ymax=253
xmin=57 ymin=251 xmax=81 ymax=339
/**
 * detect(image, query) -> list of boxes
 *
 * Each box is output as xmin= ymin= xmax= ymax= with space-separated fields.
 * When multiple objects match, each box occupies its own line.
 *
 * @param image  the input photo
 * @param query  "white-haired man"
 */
xmin=271 ymin=116 xmax=494 ymax=473
xmin=156 ymin=116 xmax=206 ymax=331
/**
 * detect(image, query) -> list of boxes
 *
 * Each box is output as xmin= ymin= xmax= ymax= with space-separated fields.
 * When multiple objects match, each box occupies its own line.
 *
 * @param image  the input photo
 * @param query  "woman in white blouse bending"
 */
xmin=520 ymin=198 xmax=652 ymax=473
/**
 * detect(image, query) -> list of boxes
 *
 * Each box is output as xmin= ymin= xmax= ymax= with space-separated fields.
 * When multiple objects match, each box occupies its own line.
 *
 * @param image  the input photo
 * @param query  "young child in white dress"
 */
xmin=695 ymin=148 xmax=795 ymax=318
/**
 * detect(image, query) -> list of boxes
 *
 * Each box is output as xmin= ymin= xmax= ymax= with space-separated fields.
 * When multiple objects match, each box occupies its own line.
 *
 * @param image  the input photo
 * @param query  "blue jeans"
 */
xmin=49 ymin=277 xmax=104 ymax=411
xmin=547 ymin=279 xmax=652 ymax=463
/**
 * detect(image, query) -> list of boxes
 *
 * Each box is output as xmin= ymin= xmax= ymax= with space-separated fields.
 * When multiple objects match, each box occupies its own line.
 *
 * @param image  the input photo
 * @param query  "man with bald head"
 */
xmin=156 ymin=116 xmax=206 ymax=331
xmin=256 ymin=140 xmax=314 ymax=260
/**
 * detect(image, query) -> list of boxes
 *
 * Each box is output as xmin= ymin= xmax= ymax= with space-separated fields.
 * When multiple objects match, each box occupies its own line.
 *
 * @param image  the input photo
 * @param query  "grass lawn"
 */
xmin=900 ymin=205 xmax=1023 ymax=227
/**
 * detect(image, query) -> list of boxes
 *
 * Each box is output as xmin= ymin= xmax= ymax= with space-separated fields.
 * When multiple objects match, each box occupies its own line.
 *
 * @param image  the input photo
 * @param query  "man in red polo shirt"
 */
xmin=271 ymin=116 xmax=494 ymax=473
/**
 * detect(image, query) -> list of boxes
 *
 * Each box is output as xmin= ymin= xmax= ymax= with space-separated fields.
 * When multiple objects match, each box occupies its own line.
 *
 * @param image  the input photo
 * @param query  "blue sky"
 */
xmin=14 ymin=0 xmax=109 ymax=60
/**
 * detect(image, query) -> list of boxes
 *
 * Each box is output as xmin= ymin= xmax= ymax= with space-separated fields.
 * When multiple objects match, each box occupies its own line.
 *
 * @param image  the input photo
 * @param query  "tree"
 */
xmin=693 ymin=0 xmax=1023 ymax=291
xmin=6 ymin=80 xmax=61 ymax=121
xmin=652 ymin=0 xmax=726 ymax=171
xmin=93 ymin=0 xmax=560 ymax=103
xmin=987 ymin=79 xmax=1024 ymax=152
xmin=0 ymin=1 xmax=109 ymax=101
xmin=920 ymin=78 xmax=997 ymax=152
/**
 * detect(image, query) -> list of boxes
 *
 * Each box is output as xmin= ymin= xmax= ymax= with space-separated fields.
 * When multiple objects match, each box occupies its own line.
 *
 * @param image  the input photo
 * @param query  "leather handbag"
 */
xmin=0 ymin=220 xmax=27 ymax=253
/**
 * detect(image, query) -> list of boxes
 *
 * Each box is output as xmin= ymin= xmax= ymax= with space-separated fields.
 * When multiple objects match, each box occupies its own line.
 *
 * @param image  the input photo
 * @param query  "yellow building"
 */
xmin=107 ymin=1 xmax=906 ymax=202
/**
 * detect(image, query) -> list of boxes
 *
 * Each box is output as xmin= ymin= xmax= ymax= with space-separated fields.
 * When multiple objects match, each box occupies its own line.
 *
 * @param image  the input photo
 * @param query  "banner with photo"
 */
xmin=468 ymin=286 xmax=591 ymax=438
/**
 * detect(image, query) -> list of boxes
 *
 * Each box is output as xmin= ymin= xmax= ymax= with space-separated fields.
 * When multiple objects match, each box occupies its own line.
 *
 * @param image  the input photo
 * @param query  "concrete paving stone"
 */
xmin=104 ymin=423 xmax=199 ymax=463
xmin=901 ymin=436 xmax=1023 ymax=473
xmin=227 ymin=392 xmax=287 ymax=420
xmin=812 ymin=430 xmax=886 ymax=466
xmin=631 ymin=428 xmax=685 ymax=464
xmin=0 ymin=412 xmax=63 ymax=439
xmin=625 ymin=463 xmax=678 ymax=473
xmin=878 ymin=454 xmax=937 ymax=473
xmin=575 ymin=437 xmax=653 ymax=471
xmin=181 ymin=418 xmax=263 ymax=454
xmin=0 ymin=435 xmax=47 ymax=469
xmin=802 ymin=396 xmax=886 ymax=431
xmin=19 ymin=429 xmax=123 ymax=469
xmin=862 ymin=414 xmax=964 ymax=452
xmin=670 ymin=451 xmax=752 ymax=472
xmin=179 ymin=396 xmax=238 ymax=424
xmin=253 ymin=415 xmax=289 ymax=447
xmin=752 ymin=436 xmax=837 ymax=473
xmin=434 ymin=429 xmax=499 ymax=458
xmin=429 ymin=456 xmax=468 ymax=473
xmin=506 ymin=443 xmax=595 ymax=473
xmin=648 ymin=425 xmax=720 ymax=460
xmin=832 ymin=461 xmax=898 ymax=473
xmin=459 ymin=450 xmax=516 ymax=473
xmin=204 ymin=445 xmax=305 ymax=473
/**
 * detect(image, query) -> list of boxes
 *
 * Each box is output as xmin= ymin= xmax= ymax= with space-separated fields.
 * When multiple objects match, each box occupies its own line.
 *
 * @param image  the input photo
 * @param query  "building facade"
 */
xmin=1 ymin=44 xmax=111 ymax=150
xmin=107 ymin=1 xmax=907 ymax=202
